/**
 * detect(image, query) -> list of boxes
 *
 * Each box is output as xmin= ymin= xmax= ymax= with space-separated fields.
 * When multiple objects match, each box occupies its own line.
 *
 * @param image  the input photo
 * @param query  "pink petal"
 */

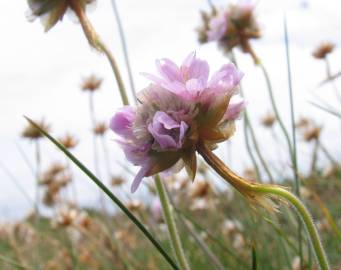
xmin=131 ymin=163 xmax=151 ymax=193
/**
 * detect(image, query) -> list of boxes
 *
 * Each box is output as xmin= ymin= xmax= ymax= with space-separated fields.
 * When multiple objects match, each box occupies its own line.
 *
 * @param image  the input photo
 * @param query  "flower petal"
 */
xmin=131 ymin=163 xmax=151 ymax=193
xmin=224 ymin=100 xmax=246 ymax=120
xmin=109 ymin=106 xmax=135 ymax=137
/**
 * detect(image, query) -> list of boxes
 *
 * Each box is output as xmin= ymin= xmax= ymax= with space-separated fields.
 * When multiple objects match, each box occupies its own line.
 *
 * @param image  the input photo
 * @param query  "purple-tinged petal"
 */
xmin=208 ymin=63 xmax=243 ymax=95
xmin=182 ymin=52 xmax=196 ymax=68
xmin=140 ymin=72 xmax=164 ymax=84
xmin=224 ymin=100 xmax=246 ymax=120
xmin=207 ymin=13 xmax=228 ymax=41
xmin=110 ymin=106 xmax=135 ymax=137
xmin=156 ymin=58 xmax=182 ymax=82
xmin=131 ymin=163 xmax=151 ymax=193
xmin=148 ymin=111 xmax=188 ymax=150
xmin=179 ymin=121 xmax=188 ymax=146
xmin=186 ymin=78 xmax=206 ymax=98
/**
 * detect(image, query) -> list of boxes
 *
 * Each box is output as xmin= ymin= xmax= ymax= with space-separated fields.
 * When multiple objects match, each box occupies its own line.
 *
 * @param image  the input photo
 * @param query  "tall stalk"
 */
xmin=110 ymin=0 xmax=137 ymax=104
xmin=154 ymin=175 xmax=191 ymax=270
xmin=69 ymin=0 xmax=129 ymax=105
xmin=231 ymin=52 xmax=274 ymax=182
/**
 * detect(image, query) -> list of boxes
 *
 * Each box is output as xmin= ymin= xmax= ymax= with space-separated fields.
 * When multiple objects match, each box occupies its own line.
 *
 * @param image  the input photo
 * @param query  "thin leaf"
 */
xmin=251 ymin=243 xmax=257 ymax=270
xmin=24 ymin=116 xmax=179 ymax=270
xmin=309 ymin=101 xmax=341 ymax=119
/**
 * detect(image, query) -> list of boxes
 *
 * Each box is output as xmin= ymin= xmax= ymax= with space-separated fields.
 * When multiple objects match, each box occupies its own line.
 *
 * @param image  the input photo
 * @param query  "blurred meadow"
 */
xmin=0 ymin=0 xmax=341 ymax=269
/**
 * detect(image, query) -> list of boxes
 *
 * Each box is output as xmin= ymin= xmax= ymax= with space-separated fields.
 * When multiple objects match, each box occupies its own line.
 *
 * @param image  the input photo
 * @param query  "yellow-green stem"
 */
xmin=254 ymin=186 xmax=330 ymax=270
xmin=154 ymin=175 xmax=190 ymax=270
xmin=197 ymin=143 xmax=330 ymax=270
xmin=69 ymin=0 xmax=129 ymax=105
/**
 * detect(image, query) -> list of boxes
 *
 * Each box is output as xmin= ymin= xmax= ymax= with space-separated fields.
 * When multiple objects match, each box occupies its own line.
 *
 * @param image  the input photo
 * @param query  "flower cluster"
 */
xmin=110 ymin=52 xmax=244 ymax=192
xmin=197 ymin=2 xmax=261 ymax=56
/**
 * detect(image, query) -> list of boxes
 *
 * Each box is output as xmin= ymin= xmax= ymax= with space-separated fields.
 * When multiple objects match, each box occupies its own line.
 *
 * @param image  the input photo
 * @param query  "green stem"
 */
xmin=244 ymin=113 xmax=275 ymax=183
xmin=154 ymin=175 xmax=190 ymax=270
xmin=24 ymin=117 xmax=179 ymax=270
xmin=230 ymin=52 xmax=273 ymax=182
xmin=258 ymin=62 xmax=293 ymax=161
xmin=243 ymin=113 xmax=261 ymax=181
xmin=197 ymin=144 xmax=329 ymax=270
xmin=254 ymin=186 xmax=330 ymax=270
xmin=110 ymin=0 xmax=137 ymax=104
xmin=69 ymin=0 xmax=129 ymax=105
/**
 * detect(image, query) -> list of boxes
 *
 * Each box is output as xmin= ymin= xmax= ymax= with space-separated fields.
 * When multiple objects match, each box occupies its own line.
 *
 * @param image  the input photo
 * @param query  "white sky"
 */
xmin=0 ymin=0 xmax=341 ymax=219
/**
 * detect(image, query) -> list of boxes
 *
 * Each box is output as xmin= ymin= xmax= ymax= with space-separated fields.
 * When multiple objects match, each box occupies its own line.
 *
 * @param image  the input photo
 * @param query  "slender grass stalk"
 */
xmin=182 ymin=218 xmax=225 ymax=270
xmin=69 ymin=0 xmax=129 ymax=105
xmin=243 ymin=114 xmax=261 ymax=181
xmin=0 ymin=254 xmax=29 ymax=270
xmin=244 ymin=114 xmax=275 ymax=182
xmin=325 ymin=57 xmax=341 ymax=104
xmin=319 ymin=143 xmax=338 ymax=166
xmin=164 ymin=186 xmax=225 ymax=270
xmin=88 ymin=93 xmax=107 ymax=213
xmin=283 ymin=16 xmax=304 ymax=268
xmin=197 ymin=143 xmax=330 ymax=270
xmin=34 ymin=140 xmax=41 ymax=216
xmin=15 ymin=142 xmax=36 ymax=177
xmin=310 ymin=139 xmax=320 ymax=176
xmin=251 ymin=244 xmax=257 ymax=270
xmin=231 ymin=52 xmax=273 ymax=182
xmin=310 ymin=101 xmax=341 ymax=119
xmin=175 ymin=207 xmax=249 ymax=269
xmin=24 ymin=116 xmax=179 ymax=270
xmin=311 ymin=192 xmax=341 ymax=242
xmin=154 ymin=175 xmax=190 ymax=270
xmin=110 ymin=0 xmax=137 ymax=104
xmin=0 ymin=162 xmax=34 ymax=206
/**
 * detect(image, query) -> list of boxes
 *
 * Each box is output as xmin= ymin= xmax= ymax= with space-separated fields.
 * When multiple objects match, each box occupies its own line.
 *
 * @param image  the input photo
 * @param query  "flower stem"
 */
xmin=110 ymin=0 xmax=137 ymax=104
xmin=154 ymin=175 xmax=191 ymax=270
xmin=69 ymin=0 xmax=129 ymax=105
xmin=254 ymin=186 xmax=330 ymax=270
xmin=197 ymin=143 xmax=330 ymax=270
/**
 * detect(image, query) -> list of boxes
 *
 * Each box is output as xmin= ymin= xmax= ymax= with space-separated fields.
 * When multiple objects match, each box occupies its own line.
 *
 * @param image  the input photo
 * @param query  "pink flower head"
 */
xmin=110 ymin=53 xmax=244 ymax=192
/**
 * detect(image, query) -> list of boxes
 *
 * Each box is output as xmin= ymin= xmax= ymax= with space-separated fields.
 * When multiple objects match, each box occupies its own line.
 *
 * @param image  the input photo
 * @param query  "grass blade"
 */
xmin=24 ymin=116 xmax=179 ymax=270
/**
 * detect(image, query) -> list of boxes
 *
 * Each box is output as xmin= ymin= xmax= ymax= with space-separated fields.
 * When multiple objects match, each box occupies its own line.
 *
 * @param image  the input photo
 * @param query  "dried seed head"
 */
xmin=93 ymin=122 xmax=107 ymax=135
xmin=189 ymin=180 xmax=211 ymax=198
xmin=126 ymin=200 xmax=144 ymax=212
xmin=261 ymin=113 xmax=276 ymax=128
xmin=303 ymin=126 xmax=321 ymax=142
xmin=296 ymin=117 xmax=310 ymax=129
xmin=81 ymin=74 xmax=102 ymax=92
xmin=111 ymin=176 xmax=125 ymax=186
xmin=312 ymin=42 xmax=335 ymax=59
xmin=59 ymin=133 xmax=78 ymax=149
xmin=21 ymin=119 xmax=50 ymax=140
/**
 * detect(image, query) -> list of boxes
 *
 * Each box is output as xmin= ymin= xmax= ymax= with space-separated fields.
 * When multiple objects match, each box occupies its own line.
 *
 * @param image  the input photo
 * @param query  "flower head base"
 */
xmin=110 ymin=53 xmax=244 ymax=192
xmin=197 ymin=2 xmax=261 ymax=57
xmin=27 ymin=0 xmax=96 ymax=32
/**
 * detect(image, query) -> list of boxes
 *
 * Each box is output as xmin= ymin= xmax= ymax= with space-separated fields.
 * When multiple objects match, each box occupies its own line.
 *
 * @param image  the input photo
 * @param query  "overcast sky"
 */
xmin=0 ymin=0 xmax=341 ymax=219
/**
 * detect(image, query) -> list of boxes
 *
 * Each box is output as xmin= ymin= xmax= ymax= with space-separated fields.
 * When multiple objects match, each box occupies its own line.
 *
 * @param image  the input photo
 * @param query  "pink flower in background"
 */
xmin=110 ymin=53 xmax=245 ymax=193
xmin=207 ymin=11 xmax=228 ymax=41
